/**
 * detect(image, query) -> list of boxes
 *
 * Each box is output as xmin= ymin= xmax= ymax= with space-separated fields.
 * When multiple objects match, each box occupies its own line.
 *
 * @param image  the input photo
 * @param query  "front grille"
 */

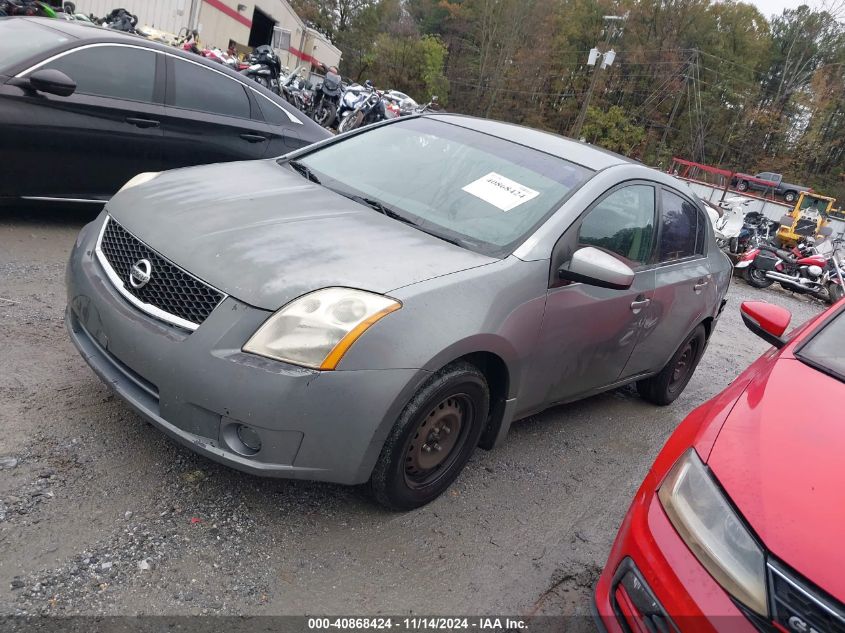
xmin=769 ymin=561 xmax=845 ymax=633
xmin=97 ymin=217 xmax=225 ymax=329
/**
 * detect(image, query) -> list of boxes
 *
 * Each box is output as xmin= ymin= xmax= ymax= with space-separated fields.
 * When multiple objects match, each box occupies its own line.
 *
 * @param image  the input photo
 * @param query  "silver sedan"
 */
xmin=66 ymin=114 xmax=731 ymax=509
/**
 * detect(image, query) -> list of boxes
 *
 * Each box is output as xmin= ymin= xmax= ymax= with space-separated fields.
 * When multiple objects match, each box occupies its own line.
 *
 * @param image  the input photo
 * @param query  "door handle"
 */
xmin=694 ymin=280 xmax=709 ymax=293
xmin=240 ymin=133 xmax=268 ymax=143
xmin=125 ymin=117 xmax=160 ymax=128
xmin=630 ymin=298 xmax=651 ymax=312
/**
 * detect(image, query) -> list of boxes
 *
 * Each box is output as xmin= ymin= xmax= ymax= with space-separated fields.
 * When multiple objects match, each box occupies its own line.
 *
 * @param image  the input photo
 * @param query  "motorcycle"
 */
xmin=820 ymin=238 xmax=845 ymax=303
xmin=735 ymin=238 xmax=833 ymax=301
xmin=240 ymin=45 xmax=282 ymax=95
xmin=310 ymin=70 xmax=343 ymax=128
xmin=712 ymin=196 xmax=752 ymax=251
xmin=336 ymin=84 xmax=388 ymax=134
xmin=0 ymin=0 xmax=61 ymax=16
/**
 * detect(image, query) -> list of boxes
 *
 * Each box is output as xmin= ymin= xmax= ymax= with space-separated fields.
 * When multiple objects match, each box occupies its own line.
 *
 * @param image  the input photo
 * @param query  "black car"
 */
xmin=0 ymin=17 xmax=330 ymax=206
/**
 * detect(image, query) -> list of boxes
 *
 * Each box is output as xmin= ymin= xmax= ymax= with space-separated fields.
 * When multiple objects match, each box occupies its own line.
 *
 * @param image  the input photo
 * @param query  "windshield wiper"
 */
xmin=288 ymin=160 xmax=321 ymax=184
xmin=339 ymin=193 xmax=418 ymax=226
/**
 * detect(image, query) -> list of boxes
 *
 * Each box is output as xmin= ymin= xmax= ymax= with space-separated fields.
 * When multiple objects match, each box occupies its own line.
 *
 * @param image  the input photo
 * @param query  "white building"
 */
xmin=74 ymin=0 xmax=341 ymax=71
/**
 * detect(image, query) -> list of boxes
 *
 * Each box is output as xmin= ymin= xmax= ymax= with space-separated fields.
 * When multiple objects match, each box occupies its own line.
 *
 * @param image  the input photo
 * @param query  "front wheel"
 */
xmin=313 ymin=102 xmax=337 ymax=128
xmin=338 ymin=110 xmax=363 ymax=133
xmin=370 ymin=362 xmax=489 ymax=510
xmin=743 ymin=265 xmax=774 ymax=288
xmin=736 ymin=180 xmax=748 ymax=192
xmin=637 ymin=325 xmax=707 ymax=406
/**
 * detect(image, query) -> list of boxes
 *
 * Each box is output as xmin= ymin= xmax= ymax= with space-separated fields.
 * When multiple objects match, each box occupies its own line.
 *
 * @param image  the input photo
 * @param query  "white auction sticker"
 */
xmin=461 ymin=172 xmax=540 ymax=212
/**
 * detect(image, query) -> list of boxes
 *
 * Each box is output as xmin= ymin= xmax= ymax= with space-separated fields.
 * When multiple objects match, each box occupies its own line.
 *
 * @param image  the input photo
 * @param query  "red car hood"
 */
xmin=708 ymin=357 xmax=845 ymax=602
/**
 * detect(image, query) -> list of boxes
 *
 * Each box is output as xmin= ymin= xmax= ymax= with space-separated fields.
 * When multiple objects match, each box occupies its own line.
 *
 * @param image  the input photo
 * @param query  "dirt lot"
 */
xmin=0 ymin=206 xmax=825 ymax=620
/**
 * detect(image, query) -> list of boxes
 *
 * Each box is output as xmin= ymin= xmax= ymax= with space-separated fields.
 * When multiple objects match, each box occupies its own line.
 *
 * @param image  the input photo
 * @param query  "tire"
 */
xmin=637 ymin=325 xmax=707 ymax=406
xmin=728 ymin=237 xmax=739 ymax=254
xmin=314 ymin=102 xmax=337 ymax=128
xmin=736 ymin=180 xmax=748 ymax=192
xmin=784 ymin=191 xmax=797 ymax=203
xmin=743 ymin=265 xmax=774 ymax=288
xmin=370 ymin=362 xmax=489 ymax=511
xmin=338 ymin=111 xmax=362 ymax=133
xmin=829 ymin=282 xmax=844 ymax=304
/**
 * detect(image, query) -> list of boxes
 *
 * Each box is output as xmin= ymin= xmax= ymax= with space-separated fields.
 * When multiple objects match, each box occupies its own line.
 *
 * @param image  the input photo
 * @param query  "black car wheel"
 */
xmin=736 ymin=180 xmax=748 ymax=192
xmin=784 ymin=191 xmax=797 ymax=203
xmin=828 ymin=282 xmax=844 ymax=304
xmin=637 ymin=325 xmax=707 ymax=406
xmin=744 ymin=265 xmax=774 ymax=288
xmin=370 ymin=362 xmax=489 ymax=510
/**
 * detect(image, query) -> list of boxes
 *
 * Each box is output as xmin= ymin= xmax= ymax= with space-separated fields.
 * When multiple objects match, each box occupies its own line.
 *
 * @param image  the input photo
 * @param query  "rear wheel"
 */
xmin=743 ymin=265 xmax=774 ymax=288
xmin=829 ymin=282 xmax=844 ymax=304
xmin=637 ymin=325 xmax=707 ymax=406
xmin=370 ymin=362 xmax=489 ymax=510
xmin=784 ymin=191 xmax=797 ymax=203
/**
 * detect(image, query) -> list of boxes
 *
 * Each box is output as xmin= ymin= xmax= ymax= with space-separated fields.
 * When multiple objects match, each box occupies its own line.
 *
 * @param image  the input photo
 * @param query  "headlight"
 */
xmin=658 ymin=449 xmax=768 ymax=616
xmin=118 ymin=172 xmax=159 ymax=193
xmin=243 ymin=288 xmax=401 ymax=370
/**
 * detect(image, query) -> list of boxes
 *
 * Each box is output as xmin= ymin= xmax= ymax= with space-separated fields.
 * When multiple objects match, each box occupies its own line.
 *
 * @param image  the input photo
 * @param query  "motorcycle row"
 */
xmin=238 ymin=47 xmax=440 ymax=133
xmin=704 ymin=196 xmax=845 ymax=304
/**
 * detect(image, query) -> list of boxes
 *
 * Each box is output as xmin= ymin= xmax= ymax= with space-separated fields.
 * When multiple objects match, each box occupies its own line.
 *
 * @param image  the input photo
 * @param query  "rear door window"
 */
xmin=41 ymin=45 xmax=157 ymax=103
xmin=658 ymin=190 xmax=703 ymax=262
xmin=171 ymin=59 xmax=250 ymax=119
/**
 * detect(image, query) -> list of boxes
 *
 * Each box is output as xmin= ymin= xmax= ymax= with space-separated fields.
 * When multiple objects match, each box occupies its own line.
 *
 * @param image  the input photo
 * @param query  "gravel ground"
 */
xmin=0 ymin=206 xmax=825 ymax=620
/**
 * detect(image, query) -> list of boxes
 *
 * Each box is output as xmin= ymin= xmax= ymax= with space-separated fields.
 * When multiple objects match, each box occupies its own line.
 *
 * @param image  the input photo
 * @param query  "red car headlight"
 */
xmin=658 ymin=449 xmax=769 ymax=617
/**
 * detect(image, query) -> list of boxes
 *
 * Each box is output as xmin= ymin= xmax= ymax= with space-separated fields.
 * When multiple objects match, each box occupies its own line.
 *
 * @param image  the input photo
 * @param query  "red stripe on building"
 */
xmin=289 ymin=46 xmax=317 ymax=65
xmin=203 ymin=0 xmax=252 ymax=28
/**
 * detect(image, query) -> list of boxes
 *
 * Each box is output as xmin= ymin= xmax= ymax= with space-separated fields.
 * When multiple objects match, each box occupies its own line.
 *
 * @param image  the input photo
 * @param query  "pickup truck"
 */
xmin=731 ymin=171 xmax=811 ymax=203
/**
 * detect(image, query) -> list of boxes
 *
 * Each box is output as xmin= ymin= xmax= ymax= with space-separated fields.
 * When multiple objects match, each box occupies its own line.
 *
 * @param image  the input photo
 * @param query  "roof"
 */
xmin=430 ymin=114 xmax=634 ymax=172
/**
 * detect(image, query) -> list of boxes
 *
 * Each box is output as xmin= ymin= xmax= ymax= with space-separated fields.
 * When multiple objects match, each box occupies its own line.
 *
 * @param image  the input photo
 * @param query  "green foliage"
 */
xmin=581 ymin=106 xmax=646 ymax=155
xmin=295 ymin=0 xmax=845 ymax=200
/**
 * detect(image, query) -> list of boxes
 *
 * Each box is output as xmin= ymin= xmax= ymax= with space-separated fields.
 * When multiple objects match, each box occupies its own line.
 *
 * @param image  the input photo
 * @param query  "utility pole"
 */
xmin=570 ymin=15 xmax=625 ymax=140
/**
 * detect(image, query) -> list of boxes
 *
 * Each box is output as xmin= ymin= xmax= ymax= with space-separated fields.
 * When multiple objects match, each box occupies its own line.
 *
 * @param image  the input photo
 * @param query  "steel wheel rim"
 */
xmin=404 ymin=394 xmax=474 ymax=489
xmin=669 ymin=340 xmax=697 ymax=392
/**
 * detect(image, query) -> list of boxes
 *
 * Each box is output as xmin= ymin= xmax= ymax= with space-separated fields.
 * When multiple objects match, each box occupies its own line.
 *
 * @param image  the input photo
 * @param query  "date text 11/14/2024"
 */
xmin=307 ymin=617 xmax=528 ymax=630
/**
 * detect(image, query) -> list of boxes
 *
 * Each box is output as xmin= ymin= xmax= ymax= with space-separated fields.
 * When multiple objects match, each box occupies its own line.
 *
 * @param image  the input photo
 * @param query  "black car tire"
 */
xmin=744 ymin=265 xmax=774 ymax=288
xmin=370 ymin=361 xmax=489 ymax=511
xmin=637 ymin=325 xmax=707 ymax=406
xmin=828 ymin=282 xmax=844 ymax=304
xmin=784 ymin=191 xmax=797 ymax=203
xmin=736 ymin=180 xmax=748 ymax=192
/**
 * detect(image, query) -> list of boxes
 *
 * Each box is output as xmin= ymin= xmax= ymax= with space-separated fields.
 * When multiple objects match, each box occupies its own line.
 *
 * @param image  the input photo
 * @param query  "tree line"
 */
xmin=292 ymin=0 xmax=845 ymax=200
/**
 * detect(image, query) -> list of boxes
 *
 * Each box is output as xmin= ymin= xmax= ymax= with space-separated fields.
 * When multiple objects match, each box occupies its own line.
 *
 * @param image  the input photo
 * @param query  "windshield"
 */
xmin=290 ymin=117 xmax=593 ymax=256
xmin=796 ymin=307 xmax=845 ymax=382
xmin=0 ymin=19 xmax=73 ymax=74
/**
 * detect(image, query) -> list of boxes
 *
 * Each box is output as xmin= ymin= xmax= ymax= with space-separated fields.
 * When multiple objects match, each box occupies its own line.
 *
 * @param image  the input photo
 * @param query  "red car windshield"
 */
xmin=795 ymin=307 xmax=845 ymax=382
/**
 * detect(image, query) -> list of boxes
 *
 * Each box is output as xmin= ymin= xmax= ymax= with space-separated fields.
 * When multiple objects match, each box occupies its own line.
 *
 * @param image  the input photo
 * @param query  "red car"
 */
xmin=594 ymin=299 xmax=845 ymax=633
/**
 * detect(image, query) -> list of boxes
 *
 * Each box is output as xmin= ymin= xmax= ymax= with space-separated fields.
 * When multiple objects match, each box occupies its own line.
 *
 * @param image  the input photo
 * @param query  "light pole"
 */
xmin=570 ymin=15 xmax=625 ymax=140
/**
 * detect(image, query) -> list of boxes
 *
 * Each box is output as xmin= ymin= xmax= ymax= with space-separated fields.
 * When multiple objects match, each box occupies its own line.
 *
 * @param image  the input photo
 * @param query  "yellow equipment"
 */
xmin=776 ymin=192 xmax=835 ymax=247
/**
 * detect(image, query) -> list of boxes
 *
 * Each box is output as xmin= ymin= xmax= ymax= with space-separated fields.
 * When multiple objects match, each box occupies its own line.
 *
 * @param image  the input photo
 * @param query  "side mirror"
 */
xmin=29 ymin=69 xmax=77 ymax=97
xmin=740 ymin=301 xmax=791 ymax=348
xmin=558 ymin=246 xmax=635 ymax=290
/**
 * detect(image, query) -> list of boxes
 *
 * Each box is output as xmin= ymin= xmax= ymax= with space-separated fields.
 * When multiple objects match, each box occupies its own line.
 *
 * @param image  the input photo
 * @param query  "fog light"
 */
xmin=236 ymin=425 xmax=262 ymax=452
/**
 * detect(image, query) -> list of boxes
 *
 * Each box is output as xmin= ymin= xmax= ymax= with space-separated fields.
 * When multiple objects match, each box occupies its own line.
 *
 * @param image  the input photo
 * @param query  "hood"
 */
xmin=707 ymin=357 xmax=845 ymax=602
xmin=107 ymin=160 xmax=496 ymax=310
